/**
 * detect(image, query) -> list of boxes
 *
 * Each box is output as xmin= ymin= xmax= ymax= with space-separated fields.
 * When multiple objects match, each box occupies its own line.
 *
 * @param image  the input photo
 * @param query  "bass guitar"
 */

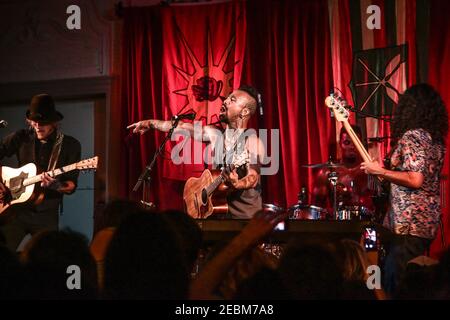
xmin=325 ymin=94 xmax=390 ymax=222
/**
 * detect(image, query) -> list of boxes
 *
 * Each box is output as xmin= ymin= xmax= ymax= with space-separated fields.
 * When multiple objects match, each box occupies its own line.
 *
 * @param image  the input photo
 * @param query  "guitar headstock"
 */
xmin=76 ymin=156 xmax=98 ymax=171
xmin=325 ymin=94 xmax=350 ymax=122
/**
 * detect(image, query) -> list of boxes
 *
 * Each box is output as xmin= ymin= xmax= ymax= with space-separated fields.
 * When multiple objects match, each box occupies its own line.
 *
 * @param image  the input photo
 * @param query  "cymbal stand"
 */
xmin=328 ymin=171 xmax=339 ymax=220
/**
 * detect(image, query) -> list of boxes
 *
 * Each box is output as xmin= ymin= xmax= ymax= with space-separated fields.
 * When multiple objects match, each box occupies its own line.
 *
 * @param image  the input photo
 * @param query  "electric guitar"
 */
xmin=325 ymin=94 xmax=375 ymax=165
xmin=183 ymin=164 xmax=235 ymax=219
xmin=325 ymin=94 xmax=390 ymax=221
xmin=0 ymin=156 xmax=98 ymax=215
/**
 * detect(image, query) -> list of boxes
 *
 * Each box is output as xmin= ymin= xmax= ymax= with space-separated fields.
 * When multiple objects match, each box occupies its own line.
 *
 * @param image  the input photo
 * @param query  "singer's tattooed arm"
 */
xmin=127 ymin=119 xmax=220 ymax=142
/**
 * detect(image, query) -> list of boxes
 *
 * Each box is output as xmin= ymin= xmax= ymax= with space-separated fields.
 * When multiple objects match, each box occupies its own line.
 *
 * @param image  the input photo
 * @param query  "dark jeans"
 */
xmin=382 ymin=234 xmax=431 ymax=296
xmin=0 ymin=203 xmax=59 ymax=252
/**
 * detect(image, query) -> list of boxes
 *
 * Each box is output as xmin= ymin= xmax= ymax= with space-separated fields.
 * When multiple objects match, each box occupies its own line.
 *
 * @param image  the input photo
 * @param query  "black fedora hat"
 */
xmin=26 ymin=94 xmax=63 ymax=123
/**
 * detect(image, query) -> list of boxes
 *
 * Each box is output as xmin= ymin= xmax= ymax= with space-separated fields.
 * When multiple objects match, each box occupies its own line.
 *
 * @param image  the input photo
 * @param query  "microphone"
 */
xmin=0 ymin=120 xmax=8 ymax=128
xmin=257 ymin=93 xmax=263 ymax=116
xmin=172 ymin=113 xmax=196 ymax=121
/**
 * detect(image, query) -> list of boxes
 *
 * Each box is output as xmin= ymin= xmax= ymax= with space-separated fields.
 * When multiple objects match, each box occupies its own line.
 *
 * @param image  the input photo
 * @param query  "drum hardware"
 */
xmin=289 ymin=185 xmax=330 ymax=220
xmin=287 ymin=204 xmax=329 ymax=220
xmin=328 ymin=171 xmax=339 ymax=220
xmin=140 ymin=200 xmax=156 ymax=209
xmin=337 ymin=205 xmax=372 ymax=221
xmin=301 ymin=159 xmax=344 ymax=169
xmin=262 ymin=203 xmax=285 ymax=214
xmin=298 ymin=186 xmax=308 ymax=204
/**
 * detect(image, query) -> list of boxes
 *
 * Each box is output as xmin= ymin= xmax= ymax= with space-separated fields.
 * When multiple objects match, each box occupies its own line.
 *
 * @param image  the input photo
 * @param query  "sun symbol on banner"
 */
xmin=172 ymin=28 xmax=237 ymax=125
xmin=349 ymin=45 xmax=408 ymax=117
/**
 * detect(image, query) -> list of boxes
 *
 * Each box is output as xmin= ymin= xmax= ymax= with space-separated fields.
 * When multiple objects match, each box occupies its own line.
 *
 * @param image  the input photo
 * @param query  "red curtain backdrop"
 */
xmin=120 ymin=6 xmax=186 ymax=209
xmin=242 ymin=0 xmax=335 ymax=208
xmin=120 ymin=0 xmax=334 ymax=211
xmin=160 ymin=2 xmax=246 ymax=181
xmin=428 ymin=0 xmax=450 ymax=255
xmin=119 ymin=0 xmax=449 ymax=248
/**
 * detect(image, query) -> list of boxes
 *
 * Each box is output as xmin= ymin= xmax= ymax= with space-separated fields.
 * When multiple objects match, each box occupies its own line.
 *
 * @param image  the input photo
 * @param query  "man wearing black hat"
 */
xmin=0 ymin=94 xmax=81 ymax=251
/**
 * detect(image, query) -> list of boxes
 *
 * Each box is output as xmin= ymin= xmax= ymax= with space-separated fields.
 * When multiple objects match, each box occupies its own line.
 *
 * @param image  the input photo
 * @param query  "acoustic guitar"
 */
xmin=0 ymin=156 xmax=98 ymax=215
xmin=183 ymin=164 xmax=235 ymax=219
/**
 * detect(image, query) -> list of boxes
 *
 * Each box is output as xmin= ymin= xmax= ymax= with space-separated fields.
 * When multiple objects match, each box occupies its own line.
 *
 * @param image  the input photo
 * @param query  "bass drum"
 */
xmin=288 ymin=204 xmax=330 ymax=220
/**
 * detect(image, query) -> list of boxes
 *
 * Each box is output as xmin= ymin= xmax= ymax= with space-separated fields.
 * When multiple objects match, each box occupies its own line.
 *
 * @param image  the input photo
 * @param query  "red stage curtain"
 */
xmin=120 ymin=3 xmax=246 ymax=210
xmin=428 ymin=0 xmax=450 ymax=255
xmin=160 ymin=2 xmax=246 ymax=182
xmin=120 ymin=7 xmax=186 ymax=209
xmin=120 ymin=0 xmax=337 ymax=211
xmin=242 ymin=0 xmax=335 ymax=208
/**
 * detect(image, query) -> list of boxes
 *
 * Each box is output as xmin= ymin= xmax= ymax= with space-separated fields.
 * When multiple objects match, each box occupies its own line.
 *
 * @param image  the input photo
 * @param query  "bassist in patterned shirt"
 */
xmin=361 ymin=84 xmax=448 ymax=296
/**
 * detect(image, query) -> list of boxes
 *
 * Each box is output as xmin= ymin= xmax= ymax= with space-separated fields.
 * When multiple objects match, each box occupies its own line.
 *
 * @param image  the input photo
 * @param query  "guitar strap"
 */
xmin=47 ymin=131 xmax=64 ymax=172
xmin=223 ymin=129 xmax=248 ymax=168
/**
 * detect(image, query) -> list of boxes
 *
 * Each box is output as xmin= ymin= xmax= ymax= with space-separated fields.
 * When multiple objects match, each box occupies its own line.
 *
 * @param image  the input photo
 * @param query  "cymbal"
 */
xmin=302 ymin=160 xmax=344 ymax=169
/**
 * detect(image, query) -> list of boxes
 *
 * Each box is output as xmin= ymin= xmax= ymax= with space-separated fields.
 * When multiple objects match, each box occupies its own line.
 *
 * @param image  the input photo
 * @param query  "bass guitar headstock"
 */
xmin=325 ymin=94 xmax=350 ymax=123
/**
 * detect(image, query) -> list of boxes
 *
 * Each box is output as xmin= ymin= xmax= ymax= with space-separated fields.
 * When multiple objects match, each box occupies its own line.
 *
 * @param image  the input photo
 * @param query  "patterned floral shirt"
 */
xmin=384 ymin=129 xmax=445 ymax=239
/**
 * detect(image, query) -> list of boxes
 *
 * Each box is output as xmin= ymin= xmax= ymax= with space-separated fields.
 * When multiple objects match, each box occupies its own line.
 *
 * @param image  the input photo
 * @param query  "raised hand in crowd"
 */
xmin=189 ymin=210 xmax=287 ymax=300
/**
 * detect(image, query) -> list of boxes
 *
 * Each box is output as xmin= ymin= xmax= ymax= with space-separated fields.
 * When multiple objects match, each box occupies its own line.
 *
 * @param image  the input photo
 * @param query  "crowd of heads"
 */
xmin=1 ymin=199 xmax=450 ymax=300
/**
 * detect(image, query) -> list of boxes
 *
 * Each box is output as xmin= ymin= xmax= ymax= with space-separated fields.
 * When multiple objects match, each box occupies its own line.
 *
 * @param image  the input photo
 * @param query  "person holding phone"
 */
xmin=363 ymin=227 xmax=377 ymax=251
xmin=360 ymin=84 xmax=448 ymax=296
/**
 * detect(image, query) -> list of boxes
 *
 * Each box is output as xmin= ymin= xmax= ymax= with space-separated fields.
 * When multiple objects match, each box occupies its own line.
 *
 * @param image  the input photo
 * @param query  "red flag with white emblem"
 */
xmin=160 ymin=2 xmax=246 ymax=180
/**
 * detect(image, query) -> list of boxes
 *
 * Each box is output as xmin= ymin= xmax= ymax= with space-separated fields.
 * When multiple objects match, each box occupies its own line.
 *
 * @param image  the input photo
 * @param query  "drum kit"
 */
xmin=263 ymin=159 xmax=374 ymax=222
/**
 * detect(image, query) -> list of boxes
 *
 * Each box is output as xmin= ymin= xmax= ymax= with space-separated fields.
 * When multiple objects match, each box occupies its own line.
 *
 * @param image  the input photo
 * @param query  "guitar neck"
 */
xmin=342 ymin=121 xmax=384 ymax=183
xmin=326 ymin=95 xmax=382 ymax=182
xmin=205 ymin=175 xmax=225 ymax=197
xmin=342 ymin=121 xmax=372 ymax=163
xmin=203 ymin=164 xmax=236 ymax=196
xmin=23 ymin=164 xmax=78 ymax=187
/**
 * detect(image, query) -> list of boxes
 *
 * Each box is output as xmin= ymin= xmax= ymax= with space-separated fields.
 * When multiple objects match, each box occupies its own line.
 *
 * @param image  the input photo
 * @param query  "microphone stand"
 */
xmin=132 ymin=118 xmax=180 ymax=208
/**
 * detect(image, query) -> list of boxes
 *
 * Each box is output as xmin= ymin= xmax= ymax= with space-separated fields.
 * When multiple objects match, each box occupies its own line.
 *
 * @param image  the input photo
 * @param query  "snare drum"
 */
xmin=288 ymin=204 xmax=329 ymax=220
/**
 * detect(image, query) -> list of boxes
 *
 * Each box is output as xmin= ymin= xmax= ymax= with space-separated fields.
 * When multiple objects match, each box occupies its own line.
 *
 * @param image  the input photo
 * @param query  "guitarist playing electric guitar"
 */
xmin=0 ymin=94 xmax=81 ymax=251
xmin=128 ymin=85 xmax=265 ymax=219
